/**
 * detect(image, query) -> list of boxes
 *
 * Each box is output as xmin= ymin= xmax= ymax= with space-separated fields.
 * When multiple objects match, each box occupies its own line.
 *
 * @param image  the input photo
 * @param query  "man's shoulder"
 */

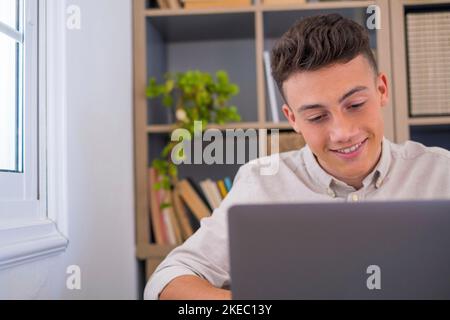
xmin=389 ymin=139 xmax=450 ymax=164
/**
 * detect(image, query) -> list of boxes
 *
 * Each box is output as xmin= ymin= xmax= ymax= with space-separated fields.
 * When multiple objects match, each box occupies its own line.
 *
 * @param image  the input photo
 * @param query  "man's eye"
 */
xmin=349 ymin=102 xmax=365 ymax=109
xmin=307 ymin=114 xmax=327 ymax=123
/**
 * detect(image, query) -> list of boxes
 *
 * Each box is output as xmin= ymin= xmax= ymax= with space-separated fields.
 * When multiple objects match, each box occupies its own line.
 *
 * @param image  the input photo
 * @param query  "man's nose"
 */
xmin=329 ymin=114 xmax=358 ymax=143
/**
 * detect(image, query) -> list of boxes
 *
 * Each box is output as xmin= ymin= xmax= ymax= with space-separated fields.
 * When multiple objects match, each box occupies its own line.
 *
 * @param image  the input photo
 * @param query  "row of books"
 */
xmin=155 ymin=0 xmax=307 ymax=10
xmin=155 ymin=0 xmax=181 ymax=9
xmin=156 ymin=0 xmax=250 ymax=9
xmin=148 ymin=167 xmax=233 ymax=245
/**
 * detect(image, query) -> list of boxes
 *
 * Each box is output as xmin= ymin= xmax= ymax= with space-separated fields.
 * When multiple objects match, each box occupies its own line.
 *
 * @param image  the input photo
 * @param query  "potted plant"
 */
xmin=146 ymin=70 xmax=241 ymax=203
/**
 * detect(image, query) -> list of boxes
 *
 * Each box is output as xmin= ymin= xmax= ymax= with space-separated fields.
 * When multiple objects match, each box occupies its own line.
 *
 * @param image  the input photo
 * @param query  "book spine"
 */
xmin=167 ymin=0 xmax=181 ymax=9
xmin=224 ymin=177 xmax=232 ymax=192
xmin=172 ymin=189 xmax=194 ymax=241
xmin=157 ymin=0 xmax=169 ymax=9
xmin=149 ymin=168 xmax=166 ymax=244
xmin=207 ymin=179 xmax=223 ymax=208
xmin=178 ymin=180 xmax=211 ymax=221
xmin=162 ymin=209 xmax=177 ymax=245
xmin=217 ymin=180 xmax=228 ymax=198
xmin=156 ymin=183 xmax=170 ymax=245
xmin=264 ymin=51 xmax=279 ymax=123
xmin=184 ymin=0 xmax=251 ymax=9
xmin=166 ymin=199 xmax=183 ymax=244
xmin=200 ymin=180 xmax=218 ymax=209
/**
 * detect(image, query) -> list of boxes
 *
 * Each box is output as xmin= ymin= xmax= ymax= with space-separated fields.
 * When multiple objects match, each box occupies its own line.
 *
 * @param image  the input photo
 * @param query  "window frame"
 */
xmin=0 ymin=0 xmax=68 ymax=270
xmin=0 ymin=0 xmax=32 ymax=199
xmin=0 ymin=0 xmax=23 ymax=174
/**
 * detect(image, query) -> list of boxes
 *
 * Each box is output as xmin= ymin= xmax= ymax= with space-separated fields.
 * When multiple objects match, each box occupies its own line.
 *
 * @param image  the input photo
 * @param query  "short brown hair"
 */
xmin=271 ymin=14 xmax=378 ymax=102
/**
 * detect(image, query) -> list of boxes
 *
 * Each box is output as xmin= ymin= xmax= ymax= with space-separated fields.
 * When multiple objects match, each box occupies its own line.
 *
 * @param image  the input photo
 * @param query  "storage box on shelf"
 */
xmin=390 ymin=0 xmax=450 ymax=145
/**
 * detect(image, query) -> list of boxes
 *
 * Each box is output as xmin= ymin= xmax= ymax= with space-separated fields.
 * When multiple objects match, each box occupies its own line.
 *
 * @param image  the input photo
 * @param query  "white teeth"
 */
xmin=336 ymin=141 xmax=363 ymax=154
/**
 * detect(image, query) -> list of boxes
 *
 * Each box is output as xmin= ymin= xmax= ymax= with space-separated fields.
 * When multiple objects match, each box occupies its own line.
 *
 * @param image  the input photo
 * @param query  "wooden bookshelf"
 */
xmin=146 ymin=121 xmax=292 ymax=133
xmin=144 ymin=0 xmax=376 ymax=16
xmin=408 ymin=116 xmax=450 ymax=126
xmin=133 ymin=0 xmax=395 ymax=281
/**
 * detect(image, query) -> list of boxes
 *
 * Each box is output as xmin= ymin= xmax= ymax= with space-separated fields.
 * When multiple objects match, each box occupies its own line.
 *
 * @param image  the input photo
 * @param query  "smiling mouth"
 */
xmin=331 ymin=138 xmax=368 ymax=154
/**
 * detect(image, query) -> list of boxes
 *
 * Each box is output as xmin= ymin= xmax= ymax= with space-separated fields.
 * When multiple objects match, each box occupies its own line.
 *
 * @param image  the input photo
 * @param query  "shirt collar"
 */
xmin=303 ymin=137 xmax=392 ymax=193
xmin=372 ymin=137 xmax=391 ymax=189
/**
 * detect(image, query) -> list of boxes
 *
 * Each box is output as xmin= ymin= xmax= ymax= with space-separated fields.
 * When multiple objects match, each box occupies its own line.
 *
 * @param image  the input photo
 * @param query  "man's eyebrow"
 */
xmin=297 ymin=103 xmax=324 ymax=113
xmin=338 ymin=86 xmax=368 ymax=103
xmin=297 ymin=86 xmax=369 ymax=113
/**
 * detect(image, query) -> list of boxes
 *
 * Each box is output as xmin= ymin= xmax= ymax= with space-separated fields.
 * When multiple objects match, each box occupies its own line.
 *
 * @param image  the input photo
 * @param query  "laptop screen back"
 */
xmin=228 ymin=200 xmax=450 ymax=299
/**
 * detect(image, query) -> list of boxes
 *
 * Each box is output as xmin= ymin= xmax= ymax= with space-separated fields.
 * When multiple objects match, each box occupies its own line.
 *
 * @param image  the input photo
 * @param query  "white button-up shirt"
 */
xmin=144 ymin=138 xmax=450 ymax=299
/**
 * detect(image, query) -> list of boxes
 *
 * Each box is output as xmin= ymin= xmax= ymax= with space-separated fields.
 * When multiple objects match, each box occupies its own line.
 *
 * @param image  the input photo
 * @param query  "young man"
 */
xmin=144 ymin=14 xmax=450 ymax=300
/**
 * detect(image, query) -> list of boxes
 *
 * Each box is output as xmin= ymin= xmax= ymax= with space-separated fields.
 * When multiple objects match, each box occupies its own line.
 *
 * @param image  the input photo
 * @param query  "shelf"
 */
xmin=146 ymin=10 xmax=255 ymax=41
xmin=408 ymin=116 xmax=450 ymax=126
xmin=147 ymin=122 xmax=292 ymax=133
xmin=144 ymin=7 xmax=256 ymax=17
xmin=259 ymin=1 xmax=375 ymax=12
xmin=263 ymin=4 xmax=372 ymax=38
xmin=144 ymin=1 xmax=375 ymax=16
xmin=264 ymin=122 xmax=292 ymax=130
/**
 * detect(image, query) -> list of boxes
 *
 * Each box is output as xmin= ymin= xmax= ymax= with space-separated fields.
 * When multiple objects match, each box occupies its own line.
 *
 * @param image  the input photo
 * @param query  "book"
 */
xmin=167 ymin=0 xmax=181 ymax=9
xmin=164 ymin=192 xmax=183 ymax=244
xmin=172 ymin=188 xmax=194 ymax=241
xmin=206 ymin=179 xmax=223 ymax=209
xmin=224 ymin=177 xmax=232 ymax=192
xmin=262 ymin=0 xmax=306 ymax=5
xmin=217 ymin=180 xmax=228 ymax=198
xmin=157 ymin=0 xmax=169 ymax=9
xmin=162 ymin=207 xmax=177 ymax=245
xmin=186 ymin=177 xmax=212 ymax=211
xmin=148 ymin=168 xmax=167 ymax=244
xmin=199 ymin=180 xmax=219 ymax=210
xmin=183 ymin=0 xmax=251 ymax=9
xmin=180 ymin=199 xmax=201 ymax=232
xmin=176 ymin=179 xmax=211 ymax=221
xmin=263 ymin=51 xmax=280 ymax=123
xmin=156 ymin=174 xmax=173 ymax=245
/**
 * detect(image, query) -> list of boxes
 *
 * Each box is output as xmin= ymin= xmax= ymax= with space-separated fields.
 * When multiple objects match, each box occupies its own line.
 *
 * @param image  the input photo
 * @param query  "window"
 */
xmin=0 ymin=0 xmax=68 ymax=269
xmin=0 ymin=0 xmax=38 ymax=211
xmin=0 ymin=0 xmax=23 ymax=173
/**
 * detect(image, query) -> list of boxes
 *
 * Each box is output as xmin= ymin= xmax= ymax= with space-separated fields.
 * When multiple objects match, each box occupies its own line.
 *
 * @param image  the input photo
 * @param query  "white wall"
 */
xmin=0 ymin=0 xmax=139 ymax=299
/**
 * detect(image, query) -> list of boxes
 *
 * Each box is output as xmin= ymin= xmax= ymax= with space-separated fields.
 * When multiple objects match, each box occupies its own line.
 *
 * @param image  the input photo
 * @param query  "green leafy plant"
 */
xmin=146 ymin=70 xmax=241 ymax=203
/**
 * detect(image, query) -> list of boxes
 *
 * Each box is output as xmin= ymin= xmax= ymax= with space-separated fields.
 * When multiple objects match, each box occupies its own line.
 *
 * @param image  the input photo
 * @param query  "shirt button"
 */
xmin=352 ymin=194 xmax=359 ymax=202
xmin=375 ymin=177 xmax=383 ymax=189
xmin=327 ymin=188 xmax=336 ymax=198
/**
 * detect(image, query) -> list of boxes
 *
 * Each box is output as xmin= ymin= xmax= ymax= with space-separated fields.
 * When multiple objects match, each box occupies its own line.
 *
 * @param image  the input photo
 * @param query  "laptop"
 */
xmin=228 ymin=200 xmax=450 ymax=300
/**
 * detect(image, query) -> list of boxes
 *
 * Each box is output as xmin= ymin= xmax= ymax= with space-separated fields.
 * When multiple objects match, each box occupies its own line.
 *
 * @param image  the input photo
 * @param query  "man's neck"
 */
xmin=339 ymin=176 xmax=365 ymax=190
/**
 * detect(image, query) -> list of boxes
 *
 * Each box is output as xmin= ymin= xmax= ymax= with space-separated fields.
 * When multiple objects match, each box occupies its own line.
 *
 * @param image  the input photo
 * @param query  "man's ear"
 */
xmin=377 ymin=73 xmax=389 ymax=108
xmin=282 ymin=104 xmax=301 ymax=134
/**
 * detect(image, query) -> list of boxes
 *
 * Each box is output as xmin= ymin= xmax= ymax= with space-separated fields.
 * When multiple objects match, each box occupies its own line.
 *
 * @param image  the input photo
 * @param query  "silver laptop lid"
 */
xmin=228 ymin=200 xmax=450 ymax=300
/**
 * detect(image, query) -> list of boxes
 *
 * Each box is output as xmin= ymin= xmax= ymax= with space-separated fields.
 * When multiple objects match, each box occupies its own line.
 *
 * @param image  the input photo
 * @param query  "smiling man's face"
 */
xmin=282 ymin=54 xmax=389 ymax=189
